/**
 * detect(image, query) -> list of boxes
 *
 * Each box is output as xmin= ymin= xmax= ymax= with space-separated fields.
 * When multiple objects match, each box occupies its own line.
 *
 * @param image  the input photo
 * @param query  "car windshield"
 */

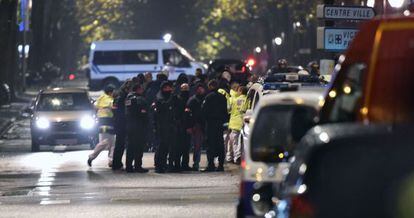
xmin=37 ymin=93 xmax=92 ymax=111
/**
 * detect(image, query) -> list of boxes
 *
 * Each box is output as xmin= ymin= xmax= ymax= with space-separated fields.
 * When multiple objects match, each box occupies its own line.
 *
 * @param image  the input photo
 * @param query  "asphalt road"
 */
xmin=0 ymin=78 xmax=240 ymax=218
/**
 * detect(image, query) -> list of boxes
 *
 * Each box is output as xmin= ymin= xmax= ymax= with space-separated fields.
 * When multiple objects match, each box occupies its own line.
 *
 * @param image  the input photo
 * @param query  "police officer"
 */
xmin=112 ymin=80 xmax=132 ymax=170
xmin=153 ymin=81 xmax=175 ymax=173
xmin=201 ymin=80 xmax=228 ymax=172
xmin=125 ymin=83 xmax=150 ymax=173
xmin=173 ymin=83 xmax=192 ymax=171
xmin=267 ymin=59 xmax=289 ymax=75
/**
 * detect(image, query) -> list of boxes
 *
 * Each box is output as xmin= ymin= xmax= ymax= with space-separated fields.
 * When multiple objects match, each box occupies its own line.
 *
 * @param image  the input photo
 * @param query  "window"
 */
xmin=37 ymin=93 xmax=92 ymax=111
xmin=329 ymin=63 xmax=365 ymax=122
xmin=253 ymin=91 xmax=260 ymax=109
xmin=93 ymin=50 xmax=158 ymax=65
xmin=122 ymin=50 xmax=158 ymax=65
xmin=250 ymin=105 xmax=316 ymax=163
xmin=93 ymin=51 xmax=122 ymax=65
xmin=247 ymin=89 xmax=256 ymax=110
xmin=163 ymin=49 xmax=190 ymax=67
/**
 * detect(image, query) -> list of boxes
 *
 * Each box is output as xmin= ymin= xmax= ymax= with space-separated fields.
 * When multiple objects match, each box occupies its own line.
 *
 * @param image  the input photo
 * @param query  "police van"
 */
xmin=88 ymin=39 xmax=205 ymax=90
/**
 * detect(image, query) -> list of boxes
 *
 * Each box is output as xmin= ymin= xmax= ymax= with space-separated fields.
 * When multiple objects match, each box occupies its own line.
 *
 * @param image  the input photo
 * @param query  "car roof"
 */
xmin=258 ymin=89 xmax=324 ymax=109
xmin=91 ymin=39 xmax=176 ymax=50
xmin=41 ymin=88 xmax=88 ymax=94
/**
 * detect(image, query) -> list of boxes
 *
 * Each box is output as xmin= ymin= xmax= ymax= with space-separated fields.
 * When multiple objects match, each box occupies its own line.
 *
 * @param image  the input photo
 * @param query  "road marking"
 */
xmin=40 ymin=199 xmax=70 ymax=205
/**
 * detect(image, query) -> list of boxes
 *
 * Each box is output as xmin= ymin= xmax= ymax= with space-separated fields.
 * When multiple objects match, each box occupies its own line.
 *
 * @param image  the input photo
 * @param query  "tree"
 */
xmin=0 ymin=0 xmax=18 ymax=93
xmin=196 ymin=0 xmax=319 ymax=64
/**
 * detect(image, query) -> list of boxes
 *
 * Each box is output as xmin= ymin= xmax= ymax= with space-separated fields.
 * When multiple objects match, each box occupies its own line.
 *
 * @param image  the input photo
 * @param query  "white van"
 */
xmin=88 ymin=40 xmax=205 ymax=90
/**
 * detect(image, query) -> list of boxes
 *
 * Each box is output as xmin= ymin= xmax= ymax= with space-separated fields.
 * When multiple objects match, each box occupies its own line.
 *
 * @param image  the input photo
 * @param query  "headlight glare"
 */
xmin=36 ymin=117 xmax=50 ymax=129
xmin=80 ymin=116 xmax=95 ymax=130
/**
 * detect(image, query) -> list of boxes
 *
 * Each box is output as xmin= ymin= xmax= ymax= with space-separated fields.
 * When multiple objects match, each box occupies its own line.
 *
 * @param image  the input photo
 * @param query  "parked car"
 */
xmin=320 ymin=16 xmax=414 ymax=124
xmin=206 ymin=59 xmax=251 ymax=85
xmin=237 ymin=90 xmax=322 ymax=218
xmin=271 ymin=123 xmax=414 ymax=218
xmin=240 ymin=82 xmax=326 ymax=155
xmin=30 ymin=88 xmax=97 ymax=152
xmin=0 ymin=83 xmax=11 ymax=106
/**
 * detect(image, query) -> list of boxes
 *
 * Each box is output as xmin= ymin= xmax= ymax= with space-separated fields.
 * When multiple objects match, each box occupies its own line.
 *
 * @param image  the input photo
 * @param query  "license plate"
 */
xmin=285 ymin=74 xmax=299 ymax=81
xmin=55 ymin=139 xmax=78 ymax=145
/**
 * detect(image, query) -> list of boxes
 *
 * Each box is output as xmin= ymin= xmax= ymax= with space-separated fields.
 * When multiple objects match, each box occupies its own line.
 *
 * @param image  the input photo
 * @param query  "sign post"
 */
xmin=317 ymin=4 xmax=375 ymax=52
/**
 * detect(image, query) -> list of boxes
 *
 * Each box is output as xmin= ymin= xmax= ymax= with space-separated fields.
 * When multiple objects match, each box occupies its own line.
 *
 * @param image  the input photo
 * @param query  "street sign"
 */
xmin=317 ymin=27 xmax=358 ymax=51
xmin=317 ymin=5 xmax=375 ymax=20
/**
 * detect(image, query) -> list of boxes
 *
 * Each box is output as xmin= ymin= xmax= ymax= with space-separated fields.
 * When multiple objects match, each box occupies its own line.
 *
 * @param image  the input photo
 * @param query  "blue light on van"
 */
xmin=263 ymin=83 xmax=290 ymax=90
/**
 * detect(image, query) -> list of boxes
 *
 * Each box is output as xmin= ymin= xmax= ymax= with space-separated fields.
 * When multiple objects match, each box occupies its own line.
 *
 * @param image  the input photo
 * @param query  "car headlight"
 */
xmin=80 ymin=115 xmax=95 ymax=130
xmin=36 ymin=117 xmax=50 ymax=129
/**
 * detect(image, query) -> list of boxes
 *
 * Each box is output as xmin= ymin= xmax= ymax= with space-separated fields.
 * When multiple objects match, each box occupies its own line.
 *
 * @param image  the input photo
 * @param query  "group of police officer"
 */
xmin=89 ymin=69 xmax=244 ymax=174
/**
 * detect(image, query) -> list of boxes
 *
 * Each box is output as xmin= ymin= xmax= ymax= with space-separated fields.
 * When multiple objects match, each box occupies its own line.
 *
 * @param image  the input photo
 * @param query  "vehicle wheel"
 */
xmin=31 ymin=139 xmax=40 ymax=152
xmin=102 ymin=78 xmax=119 ymax=89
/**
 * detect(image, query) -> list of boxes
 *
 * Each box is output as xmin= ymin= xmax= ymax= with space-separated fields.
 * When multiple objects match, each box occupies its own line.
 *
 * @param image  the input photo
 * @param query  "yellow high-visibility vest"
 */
xmin=95 ymin=93 xmax=114 ymax=118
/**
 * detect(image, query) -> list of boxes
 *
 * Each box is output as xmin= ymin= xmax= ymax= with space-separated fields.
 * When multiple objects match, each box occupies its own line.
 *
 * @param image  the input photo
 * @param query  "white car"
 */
xmin=30 ymin=88 xmax=98 ymax=152
xmin=237 ymin=89 xmax=324 ymax=217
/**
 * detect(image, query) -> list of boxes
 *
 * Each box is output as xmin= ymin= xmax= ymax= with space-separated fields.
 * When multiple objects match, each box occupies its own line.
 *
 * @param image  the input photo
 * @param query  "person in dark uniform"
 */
xmin=186 ymin=82 xmax=207 ymax=171
xmin=125 ymin=83 xmax=150 ymax=173
xmin=173 ymin=83 xmax=192 ymax=171
xmin=201 ymin=80 xmax=228 ymax=172
xmin=153 ymin=81 xmax=175 ymax=173
xmin=112 ymin=80 xmax=132 ymax=170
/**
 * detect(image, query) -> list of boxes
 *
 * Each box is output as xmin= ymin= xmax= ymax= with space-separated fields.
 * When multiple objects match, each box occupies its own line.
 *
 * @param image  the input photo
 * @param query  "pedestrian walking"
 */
xmin=227 ymin=86 xmax=248 ymax=165
xmin=186 ymin=83 xmax=206 ymax=171
xmin=201 ymin=80 xmax=228 ymax=172
xmin=125 ymin=83 xmax=150 ymax=173
xmin=112 ymin=81 xmax=132 ymax=170
xmin=88 ymin=85 xmax=116 ymax=167
xmin=153 ymin=81 xmax=175 ymax=173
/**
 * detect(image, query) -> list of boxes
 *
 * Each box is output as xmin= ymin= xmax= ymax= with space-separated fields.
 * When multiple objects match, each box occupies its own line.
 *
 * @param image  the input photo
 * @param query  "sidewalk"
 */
xmin=0 ymin=103 xmax=29 ymax=136
xmin=0 ymin=87 xmax=38 ymax=136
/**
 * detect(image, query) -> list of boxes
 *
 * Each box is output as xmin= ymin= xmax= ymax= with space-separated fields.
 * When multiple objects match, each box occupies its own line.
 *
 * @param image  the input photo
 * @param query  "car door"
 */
xmin=162 ymin=49 xmax=192 ymax=80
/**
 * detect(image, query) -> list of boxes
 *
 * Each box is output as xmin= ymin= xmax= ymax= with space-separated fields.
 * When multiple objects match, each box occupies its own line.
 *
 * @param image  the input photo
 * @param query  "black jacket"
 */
xmin=125 ymin=92 xmax=149 ymax=137
xmin=173 ymin=93 xmax=190 ymax=129
xmin=202 ymin=90 xmax=228 ymax=124
xmin=153 ymin=91 xmax=175 ymax=134
xmin=187 ymin=94 xmax=204 ymax=127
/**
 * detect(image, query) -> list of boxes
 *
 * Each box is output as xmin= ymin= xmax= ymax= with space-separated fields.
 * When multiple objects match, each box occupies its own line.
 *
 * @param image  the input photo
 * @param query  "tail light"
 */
xmin=242 ymin=66 xmax=246 ymax=73
xmin=289 ymin=195 xmax=314 ymax=218
xmin=69 ymin=74 xmax=76 ymax=80
xmin=247 ymin=58 xmax=256 ymax=67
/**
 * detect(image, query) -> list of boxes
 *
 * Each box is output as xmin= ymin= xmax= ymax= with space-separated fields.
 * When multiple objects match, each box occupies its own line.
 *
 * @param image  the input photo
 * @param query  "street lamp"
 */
xmin=255 ymin=47 xmax=262 ymax=53
xmin=163 ymin=33 xmax=172 ymax=42
xmin=388 ymin=0 xmax=405 ymax=8
xmin=274 ymin=37 xmax=283 ymax=46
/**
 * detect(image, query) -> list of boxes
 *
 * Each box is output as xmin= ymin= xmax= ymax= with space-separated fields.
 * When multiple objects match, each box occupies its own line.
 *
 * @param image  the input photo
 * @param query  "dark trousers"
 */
xmin=156 ymin=130 xmax=174 ymax=170
xmin=112 ymin=128 xmax=126 ymax=169
xmin=126 ymin=132 xmax=145 ymax=170
xmin=177 ymin=130 xmax=191 ymax=168
xmin=206 ymin=120 xmax=225 ymax=168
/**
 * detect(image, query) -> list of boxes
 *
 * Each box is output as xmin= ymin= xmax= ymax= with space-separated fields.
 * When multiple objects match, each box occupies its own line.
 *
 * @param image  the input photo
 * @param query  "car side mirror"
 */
xmin=243 ymin=109 xmax=253 ymax=124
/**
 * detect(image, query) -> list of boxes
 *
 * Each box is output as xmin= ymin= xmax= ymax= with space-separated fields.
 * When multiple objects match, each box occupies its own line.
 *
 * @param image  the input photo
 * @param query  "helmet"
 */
xmin=104 ymin=85 xmax=115 ymax=94
xmin=278 ymin=59 xmax=288 ymax=67
xmin=308 ymin=61 xmax=319 ymax=69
